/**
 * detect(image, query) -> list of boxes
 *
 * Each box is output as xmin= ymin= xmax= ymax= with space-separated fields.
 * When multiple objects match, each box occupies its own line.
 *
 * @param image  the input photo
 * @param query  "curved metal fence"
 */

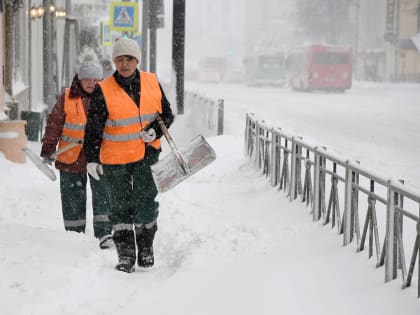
xmin=161 ymin=82 xmax=224 ymax=137
xmin=245 ymin=112 xmax=420 ymax=299
xmin=184 ymin=91 xmax=224 ymax=137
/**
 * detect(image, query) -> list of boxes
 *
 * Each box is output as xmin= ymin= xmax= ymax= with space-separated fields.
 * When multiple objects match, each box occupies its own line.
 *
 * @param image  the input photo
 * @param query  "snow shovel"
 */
xmin=151 ymin=117 xmax=216 ymax=192
xmin=22 ymin=140 xmax=83 ymax=181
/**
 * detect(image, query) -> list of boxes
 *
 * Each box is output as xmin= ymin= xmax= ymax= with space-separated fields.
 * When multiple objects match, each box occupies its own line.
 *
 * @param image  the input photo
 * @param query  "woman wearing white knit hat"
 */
xmin=83 ymin=37 xmax=175 ymax=273
xmin=41 ymin=62 xmax=114 ymax=250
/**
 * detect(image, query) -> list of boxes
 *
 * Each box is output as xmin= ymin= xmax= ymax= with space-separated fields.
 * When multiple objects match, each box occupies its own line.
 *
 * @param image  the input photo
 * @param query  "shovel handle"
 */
xmin=156 ymin=116 xmax=190 ymax=174
xmin=50 ymin=140 xmax=83 ymax=159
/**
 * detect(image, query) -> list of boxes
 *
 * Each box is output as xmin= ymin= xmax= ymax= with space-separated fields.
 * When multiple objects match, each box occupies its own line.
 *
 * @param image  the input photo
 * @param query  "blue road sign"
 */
xmin=110 ymin=2 xmax=139 ymax=32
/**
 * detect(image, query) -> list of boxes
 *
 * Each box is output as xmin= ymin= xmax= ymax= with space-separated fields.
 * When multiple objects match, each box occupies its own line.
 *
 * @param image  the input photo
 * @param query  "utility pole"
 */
xmin=141 ymin=0 xmax=150 ymax=71
xmin=172 ymin=0 xmax=185 ymax=114
xmin=149 ymin=0 xmax=157 ymax=72
xmin=149 ymin=0 xmax=165 ymax=72
xmin=27 ymin=0 xmax=33 ymax=111
xmin=43 ymin=0 xmax=57 ymax=109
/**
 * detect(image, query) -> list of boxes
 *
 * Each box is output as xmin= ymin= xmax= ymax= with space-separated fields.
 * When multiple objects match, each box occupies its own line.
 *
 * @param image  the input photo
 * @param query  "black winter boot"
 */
xmin=113 ymin=230 xmax=136 ymax=273
xmin=135 ymin=224 xmax=157 ymax=268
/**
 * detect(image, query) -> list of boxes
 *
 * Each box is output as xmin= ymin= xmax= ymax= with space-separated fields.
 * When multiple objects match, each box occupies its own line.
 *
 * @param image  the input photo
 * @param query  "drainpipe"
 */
xmin=43 ymin=0 xmax=53 ymax=109
xmin=4 ymin=1 xmax=13 ymax=96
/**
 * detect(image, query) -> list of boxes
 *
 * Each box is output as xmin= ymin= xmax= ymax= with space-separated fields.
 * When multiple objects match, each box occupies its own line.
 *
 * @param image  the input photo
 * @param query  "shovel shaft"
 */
xmin=50 ymin=140 xmax=83 ymax=159
xmin=156 ymin=117 xmax=190 ymax=174
xmin=22 ymin=140 xmax=83 ymax=181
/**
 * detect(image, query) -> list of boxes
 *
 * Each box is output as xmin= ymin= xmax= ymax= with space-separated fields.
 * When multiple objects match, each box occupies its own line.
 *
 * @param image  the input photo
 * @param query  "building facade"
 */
xmin=2 ymin=0 xmax=420 ymax=122
xmin=396 ymin=0 xmax=420 ymax=81
xmin=0 ymin=3 xmax=5 ymax=116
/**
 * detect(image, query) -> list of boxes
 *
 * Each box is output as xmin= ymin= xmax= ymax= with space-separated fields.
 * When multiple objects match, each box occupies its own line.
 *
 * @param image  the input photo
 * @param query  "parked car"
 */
xmin=223 ymin=65 xmax=245 ymax=83
xmin=197 ymin=57 xmax=228 ymax=83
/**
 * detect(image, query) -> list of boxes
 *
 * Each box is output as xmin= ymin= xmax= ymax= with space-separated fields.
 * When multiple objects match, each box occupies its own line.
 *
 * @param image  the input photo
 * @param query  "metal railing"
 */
xmin=245 ymin=112 xmax=420 ymax=298
xmin=161 ymin=82 xmax=224 ymax=137
xmin=184 ymin=91 xmax=224 ymax=137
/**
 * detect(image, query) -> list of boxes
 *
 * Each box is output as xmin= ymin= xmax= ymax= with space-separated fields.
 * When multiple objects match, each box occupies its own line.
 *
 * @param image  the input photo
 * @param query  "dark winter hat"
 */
xmin=112 ymin=38 xmax=141 ymax=63
xmin=78 ymin=62 xmax=103 ymax=80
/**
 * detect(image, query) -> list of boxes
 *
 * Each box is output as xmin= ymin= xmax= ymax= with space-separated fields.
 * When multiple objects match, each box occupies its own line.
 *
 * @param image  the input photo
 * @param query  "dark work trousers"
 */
xmin=59 ymin=171 xmax=112 ymax=238
xmin=102 ymin=146 xmax=160 ymax=231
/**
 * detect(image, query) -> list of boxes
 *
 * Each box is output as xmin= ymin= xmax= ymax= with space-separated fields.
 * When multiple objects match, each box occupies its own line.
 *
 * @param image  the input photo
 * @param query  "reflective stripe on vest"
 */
xmin=99 ymin=72 xmax=163 ymax=165
xmin=64 ymin=219 xmax=86 ymax=228
xmin=102 ymin=112 xmax=159 ymax=141
xmin=56 ymin=89 xmax=86 ymax=164
xmin=93 ymin=214 xmax=110 ymax=223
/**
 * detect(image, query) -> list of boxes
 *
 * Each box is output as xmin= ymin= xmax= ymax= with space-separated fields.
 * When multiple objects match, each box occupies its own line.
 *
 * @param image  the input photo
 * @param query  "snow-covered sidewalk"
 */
xmin=1 ymin=133 xmax=419 ymax=314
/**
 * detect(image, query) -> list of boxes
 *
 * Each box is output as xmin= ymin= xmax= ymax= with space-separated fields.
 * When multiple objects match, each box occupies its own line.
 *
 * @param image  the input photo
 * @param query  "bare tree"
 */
xmin=294 ymin=0 xmax=358 ymax=44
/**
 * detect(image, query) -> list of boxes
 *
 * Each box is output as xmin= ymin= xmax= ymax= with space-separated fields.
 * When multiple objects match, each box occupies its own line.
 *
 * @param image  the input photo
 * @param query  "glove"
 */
xmin=87 ymin=162 xmax=103 ymax=181
xmin=140 ymin=128 xmax=156 ymax=143
xmin=42 ymin=156 xmax=54 ymax=165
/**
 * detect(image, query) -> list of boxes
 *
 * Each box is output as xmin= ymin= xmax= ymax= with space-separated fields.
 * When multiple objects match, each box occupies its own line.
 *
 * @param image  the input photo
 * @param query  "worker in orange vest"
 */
xmin=41 ymin=62 xmax=113 ymax=249
xmin=83 ymin=38 xmax=174 ymax=273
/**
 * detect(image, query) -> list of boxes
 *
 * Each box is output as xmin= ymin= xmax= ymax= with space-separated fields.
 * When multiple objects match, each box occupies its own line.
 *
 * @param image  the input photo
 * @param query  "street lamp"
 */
xmin=29 ymin=5 xmax=45 ymax=19
xmin=29 ymin=1 xmax=66 ymax=111
xmin=55 ymin=9 xmax=66 ymax=18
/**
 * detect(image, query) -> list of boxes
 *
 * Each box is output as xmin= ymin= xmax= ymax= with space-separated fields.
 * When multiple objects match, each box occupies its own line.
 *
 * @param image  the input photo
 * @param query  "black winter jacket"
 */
xmin=83 ymin=69 xmax=174 ymax=163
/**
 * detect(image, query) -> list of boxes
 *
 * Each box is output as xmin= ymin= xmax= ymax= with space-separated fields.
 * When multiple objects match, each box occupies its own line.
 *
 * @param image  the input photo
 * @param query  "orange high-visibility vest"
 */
xmin=99 ymin=72 xmax=162 ymax=165
xmin=56 ymin=89 xmax=85 ymax=164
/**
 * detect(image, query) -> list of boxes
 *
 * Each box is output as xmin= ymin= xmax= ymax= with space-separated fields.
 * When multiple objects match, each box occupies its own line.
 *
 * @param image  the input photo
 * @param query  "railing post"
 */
xmin=217 ymin=99 xmax=224 ymax=135
xmin=269 ymin=131 xmax=277 ymax=187
xmin=385 ymin=180 xmax=397 ymax=282
xmin=313 ymin=147 xmax=321 ymax=221
xmin=343 ymin=161 xmax=353 ymax=246
xmin=289 ymin=137 xmax=297 ymax=201
xmin=255 ymin=121 xmax=261 ymax=168
xmin=244 ymin=114 xmax=250 ymax=157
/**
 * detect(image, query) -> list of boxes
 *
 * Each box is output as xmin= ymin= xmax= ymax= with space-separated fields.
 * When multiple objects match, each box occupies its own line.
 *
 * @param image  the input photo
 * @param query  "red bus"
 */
xmin=286 ymin=44 xmax=353 ymax=92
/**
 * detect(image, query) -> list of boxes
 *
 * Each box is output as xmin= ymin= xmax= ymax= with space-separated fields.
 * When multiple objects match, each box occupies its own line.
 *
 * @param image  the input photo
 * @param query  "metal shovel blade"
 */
xmin=151 ymin=135 xmax=216 ymax=192
xmin=21 ymin=141 xmax=82 ymax=182
xmin=22 ymin=147 xmax=57 ymax=181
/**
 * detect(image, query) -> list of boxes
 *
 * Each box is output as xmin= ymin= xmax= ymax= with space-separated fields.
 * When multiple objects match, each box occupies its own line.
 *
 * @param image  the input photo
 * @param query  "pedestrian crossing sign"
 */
xmin=110 ymin=2 xmax=139 ymax=32
xmin=101 ymin=21 xmax=112 ymax=46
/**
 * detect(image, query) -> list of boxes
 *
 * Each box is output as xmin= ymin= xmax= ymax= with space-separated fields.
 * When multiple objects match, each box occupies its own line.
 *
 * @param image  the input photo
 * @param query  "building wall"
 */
xmin=0 ymin=10 xmax=5 ymax=114
xmin=398 ymin=0 xmax=420 ymax=80
xmin=356 ymin=0 xmax=420 ymax=81
xmin=357 ymin=0 xmax=387 ymax=80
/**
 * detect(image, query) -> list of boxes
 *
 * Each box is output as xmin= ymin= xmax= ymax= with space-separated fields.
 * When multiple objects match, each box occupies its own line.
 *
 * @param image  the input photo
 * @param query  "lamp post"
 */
xmin=172 ymin=0 xmax=185 ymax=114
xmin=29 ymin=2 xmax=45 ymax=111
xmin=42 ymin=0 xmax=57 ymax=110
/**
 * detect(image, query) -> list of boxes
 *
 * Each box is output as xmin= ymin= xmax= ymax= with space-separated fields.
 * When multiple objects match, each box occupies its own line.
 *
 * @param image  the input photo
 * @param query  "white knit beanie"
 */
xmin=112 ymin=38 xmax=141 ymax=63
xmin=78 ymin=62 xmax=103 ymax=80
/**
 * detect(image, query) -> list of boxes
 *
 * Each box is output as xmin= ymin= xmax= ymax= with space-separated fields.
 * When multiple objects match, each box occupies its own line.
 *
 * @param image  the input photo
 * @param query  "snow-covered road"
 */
xmin=1 ymin=82 xmax=419 ymax=314
xmin=186 ymin=81 xmax=420 ymax=189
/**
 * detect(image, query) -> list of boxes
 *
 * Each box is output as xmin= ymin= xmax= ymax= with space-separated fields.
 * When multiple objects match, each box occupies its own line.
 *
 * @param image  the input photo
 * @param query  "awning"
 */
xmin=411 ymin=33 xmax=420 ymax=50
xmin=399 ymin=33 xmax=420 ymax=51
